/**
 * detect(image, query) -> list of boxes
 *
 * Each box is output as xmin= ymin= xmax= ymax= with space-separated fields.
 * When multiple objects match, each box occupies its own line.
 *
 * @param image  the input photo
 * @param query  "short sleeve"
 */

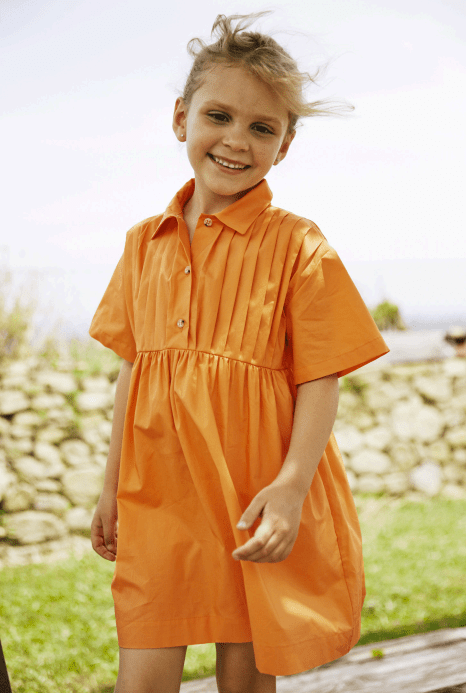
xmin=284 ymin=232 xmax=389 ymax=385
xmin=88 ymin=233 xmax=137 ymax=363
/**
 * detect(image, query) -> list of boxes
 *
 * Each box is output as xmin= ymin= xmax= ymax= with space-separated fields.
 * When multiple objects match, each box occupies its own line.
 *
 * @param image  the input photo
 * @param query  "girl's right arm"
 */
xmin=91 ymin=358 xmax=133 ymax=561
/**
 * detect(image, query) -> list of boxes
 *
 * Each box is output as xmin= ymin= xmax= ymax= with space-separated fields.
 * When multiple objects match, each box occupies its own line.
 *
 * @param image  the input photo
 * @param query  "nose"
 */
xmin=222 ymin=123 xmax=249 ymax=152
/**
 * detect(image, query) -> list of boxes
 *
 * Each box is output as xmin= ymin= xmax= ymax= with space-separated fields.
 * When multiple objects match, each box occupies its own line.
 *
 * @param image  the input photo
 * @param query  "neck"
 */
xmin=184 ymin=181 xmax=254 ymax=221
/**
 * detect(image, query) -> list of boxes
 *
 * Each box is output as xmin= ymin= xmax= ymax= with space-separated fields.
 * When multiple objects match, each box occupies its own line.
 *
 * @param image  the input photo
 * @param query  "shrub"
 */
xmin=371 ymin=300 xmax=407 ymax=331
xmin=0 ymin=254 xmax=36 ymax=361
xmin=341 ymin=375 xmax=368 ymax=398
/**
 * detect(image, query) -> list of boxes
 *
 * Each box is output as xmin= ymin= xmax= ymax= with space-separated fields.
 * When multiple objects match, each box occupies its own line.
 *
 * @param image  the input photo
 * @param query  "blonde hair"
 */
xmin=182 ymin=12 xmax=353 ymax=134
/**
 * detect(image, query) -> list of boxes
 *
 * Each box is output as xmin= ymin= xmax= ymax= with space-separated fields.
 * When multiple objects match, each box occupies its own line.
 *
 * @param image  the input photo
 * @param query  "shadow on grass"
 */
xmin=91 ymin=613 xmax=466 ymax=691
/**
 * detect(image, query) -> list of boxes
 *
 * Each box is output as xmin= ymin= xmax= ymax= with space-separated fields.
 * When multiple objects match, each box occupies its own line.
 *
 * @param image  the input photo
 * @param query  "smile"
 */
xmin=208 ymin=153 xmax=250 ymax=170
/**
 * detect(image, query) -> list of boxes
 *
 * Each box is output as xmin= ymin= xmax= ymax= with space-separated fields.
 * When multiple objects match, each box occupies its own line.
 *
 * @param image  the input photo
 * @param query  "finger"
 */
xmin=92 ymin=536 xmax=117 ymax=561
xmin=236 ymin=495 xmax=267 ymax=530
xmin=240 ymin=529 xmax=295 ymax=562
xmin=253 ymin=537 xmax=295 ymax=563
xmin=92 ymin=523 xmax=117 ymax=560
xmin=104 ymin=534 xmax=117 ymax=552
xmin=95 ymin=546 xmax=117 ymax=561
xmin=234 ymin=518 xmax=274 ymax=552
xmin=240 ymin=537 xmax=280 ymax=562
xmin=233 ymin=526 xmax=276 ymax=560
xmin=102 ymin=520 xmax=117 ymax=552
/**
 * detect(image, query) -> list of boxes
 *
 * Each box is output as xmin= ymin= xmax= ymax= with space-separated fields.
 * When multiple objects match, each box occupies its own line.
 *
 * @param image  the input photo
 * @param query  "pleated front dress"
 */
xmin=89 ymin=178 xmax=389 ymax=676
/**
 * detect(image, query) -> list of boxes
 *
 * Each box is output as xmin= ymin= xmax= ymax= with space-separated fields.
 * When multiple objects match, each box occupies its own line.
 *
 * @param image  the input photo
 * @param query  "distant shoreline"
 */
xmin=402 ymin=319 xmax=465 ymax=331
xmin=20 ymin=311 xmax=466 ymax=352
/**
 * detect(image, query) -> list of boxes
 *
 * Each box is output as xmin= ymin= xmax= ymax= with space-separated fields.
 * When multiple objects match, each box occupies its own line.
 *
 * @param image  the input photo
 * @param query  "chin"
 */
xmin=209 ymin=185 xmax=248 ymax=199
xmin=216 ymin=177 xmax=259 ymax=193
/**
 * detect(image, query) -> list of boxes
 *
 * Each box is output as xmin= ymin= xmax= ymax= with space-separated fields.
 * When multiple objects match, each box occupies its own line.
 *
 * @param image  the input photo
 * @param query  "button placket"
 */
xmin=165 ymin=218 xmax=192 ymax=346
xmin=173 ymin=216 xmax=216 ymax=340
xmin=178 ymin=264 xmax=191 ymax=327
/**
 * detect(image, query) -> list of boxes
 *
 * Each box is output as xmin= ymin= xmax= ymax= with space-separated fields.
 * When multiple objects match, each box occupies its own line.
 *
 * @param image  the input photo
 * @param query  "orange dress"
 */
xmin=89 ymin=178 xmax=389 ymax=676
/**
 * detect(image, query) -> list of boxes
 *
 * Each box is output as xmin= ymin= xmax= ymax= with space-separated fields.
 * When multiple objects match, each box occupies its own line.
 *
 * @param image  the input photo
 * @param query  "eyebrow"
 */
xmin=204 ymin=101 xmax=284 ymax=127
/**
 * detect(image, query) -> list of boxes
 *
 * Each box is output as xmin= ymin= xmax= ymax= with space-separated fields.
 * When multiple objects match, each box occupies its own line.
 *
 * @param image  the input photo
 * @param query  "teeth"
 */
xmin=212 ymin=155 xmax=247 ymax=170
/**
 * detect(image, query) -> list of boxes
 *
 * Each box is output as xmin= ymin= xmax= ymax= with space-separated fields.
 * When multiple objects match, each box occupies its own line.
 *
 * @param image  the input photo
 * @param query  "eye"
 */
xmin=251 ymin=123 xmax=274 ymax=135
xmin=208 ymin=111 xmax=229 ymax=123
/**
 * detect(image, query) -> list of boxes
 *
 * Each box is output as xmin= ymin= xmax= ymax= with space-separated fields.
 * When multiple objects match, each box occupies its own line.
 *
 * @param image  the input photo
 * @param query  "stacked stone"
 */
xmin=0 ymin=356 xmax=116 ymax=566
xmin=0 ymin=352 xmax=466 ymax=568
xmin=334 ymin=358 xmax=466 ymax=499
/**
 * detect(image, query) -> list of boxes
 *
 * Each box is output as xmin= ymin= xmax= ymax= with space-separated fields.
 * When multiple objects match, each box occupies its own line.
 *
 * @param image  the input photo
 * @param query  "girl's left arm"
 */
xmin=273 ymin=373 xmax=339 ymax=497
xmin=232 ymin=373 xmax=339 ymax=563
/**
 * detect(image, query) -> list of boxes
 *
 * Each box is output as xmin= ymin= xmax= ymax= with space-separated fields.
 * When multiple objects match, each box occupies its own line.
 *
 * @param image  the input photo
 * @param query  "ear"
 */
xmin=273 ymin=130 xmax=296 ymax=165
xmin=173 ymin=97 xmax=188 ymax=141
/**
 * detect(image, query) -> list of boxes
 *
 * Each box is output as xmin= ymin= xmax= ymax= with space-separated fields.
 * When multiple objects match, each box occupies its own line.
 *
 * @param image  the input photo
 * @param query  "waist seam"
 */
xmin=136 ymin=348 xmax=291 ymax=373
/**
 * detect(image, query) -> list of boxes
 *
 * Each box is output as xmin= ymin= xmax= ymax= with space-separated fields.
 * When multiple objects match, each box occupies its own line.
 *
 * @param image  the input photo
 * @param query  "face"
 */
xmin=172 ymin=64 xmax=295 ymax=212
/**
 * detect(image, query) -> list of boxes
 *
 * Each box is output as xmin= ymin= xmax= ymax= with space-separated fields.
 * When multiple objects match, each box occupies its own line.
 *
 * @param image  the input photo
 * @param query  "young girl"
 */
xmin=90 ymin=13 xmax=389 ymax=693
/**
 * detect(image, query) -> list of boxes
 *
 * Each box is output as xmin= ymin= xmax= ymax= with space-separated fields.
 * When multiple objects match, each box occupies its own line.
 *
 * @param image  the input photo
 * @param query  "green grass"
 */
xmin=68 ymin=338 xmax=122 ymax=381
xmin=1 ymin=495 xmax=465 ymax=692
xmin=356 ymin=495 xmax=466 ymax=644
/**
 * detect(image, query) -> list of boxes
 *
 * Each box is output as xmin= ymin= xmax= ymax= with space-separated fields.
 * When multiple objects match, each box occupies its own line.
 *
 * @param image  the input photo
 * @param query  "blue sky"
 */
xmin=1 ymin=0 xmax=465 ymax=343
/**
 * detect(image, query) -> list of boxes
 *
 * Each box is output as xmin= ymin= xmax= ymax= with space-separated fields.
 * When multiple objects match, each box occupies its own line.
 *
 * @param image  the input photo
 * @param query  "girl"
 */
xmin=90 ymin=13 xmax=389 ymax=693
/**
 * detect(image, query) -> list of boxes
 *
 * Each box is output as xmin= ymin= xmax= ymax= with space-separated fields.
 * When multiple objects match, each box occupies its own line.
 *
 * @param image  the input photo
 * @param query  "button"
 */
xmin=184 ymin=266 xmax=191 ymax=274
xmin=177 ymin=319 xmax=185 ymax=328
xmin=204 ymin=218 xmax=212 ymax=227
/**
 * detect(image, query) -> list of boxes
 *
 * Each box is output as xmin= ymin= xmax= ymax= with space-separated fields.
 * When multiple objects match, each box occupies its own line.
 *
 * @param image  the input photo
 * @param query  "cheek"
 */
xmin=188 ymin=131 xmax=213 ymax=156
xmin=185 ymin=138 xmax=211 ymax=172
xmin=256 ymin=145 xmax=279 ymax=167
xmin=184 ymin=142 xmax=199 ymax=170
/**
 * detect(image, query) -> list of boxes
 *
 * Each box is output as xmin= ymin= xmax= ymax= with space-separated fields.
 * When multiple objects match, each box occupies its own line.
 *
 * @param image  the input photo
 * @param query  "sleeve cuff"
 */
xmin=88 ymin=329 xmax=137 ymax=364
xmin=293 ymin=335 xmax=390 ymax=384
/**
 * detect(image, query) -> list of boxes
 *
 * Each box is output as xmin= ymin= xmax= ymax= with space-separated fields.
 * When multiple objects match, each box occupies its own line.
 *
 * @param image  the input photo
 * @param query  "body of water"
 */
xmin=2 ymin=263 xmax=464 ymax=350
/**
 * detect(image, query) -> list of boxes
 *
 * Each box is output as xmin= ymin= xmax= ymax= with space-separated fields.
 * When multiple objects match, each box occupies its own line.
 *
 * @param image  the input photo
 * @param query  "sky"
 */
xmin=1 ymin=0 xmax=465 ymax=345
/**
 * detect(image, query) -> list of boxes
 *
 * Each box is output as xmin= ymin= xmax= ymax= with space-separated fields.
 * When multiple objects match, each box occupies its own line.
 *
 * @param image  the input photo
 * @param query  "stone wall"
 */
xmin=334 ymin=358 xmax=466 ymax=498
xmin=0 ymin=354 xmax=116 ymax=567
xmin=0 ymin=353 xmax=465 ymax=567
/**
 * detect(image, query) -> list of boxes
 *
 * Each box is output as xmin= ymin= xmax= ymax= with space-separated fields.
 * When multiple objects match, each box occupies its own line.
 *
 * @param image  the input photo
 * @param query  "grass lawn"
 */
xmin=0 ymin=495 xmax=465 ymax=692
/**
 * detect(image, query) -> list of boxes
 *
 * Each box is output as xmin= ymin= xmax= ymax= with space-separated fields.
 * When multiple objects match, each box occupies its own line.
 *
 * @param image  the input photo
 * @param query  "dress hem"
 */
xmin=116 ymin=615 xmax=361 ymax=677
xmin=254 ymin=623 xmax=360 ymax=676
xmin=116 ymin=613 xmax=253 ymax=651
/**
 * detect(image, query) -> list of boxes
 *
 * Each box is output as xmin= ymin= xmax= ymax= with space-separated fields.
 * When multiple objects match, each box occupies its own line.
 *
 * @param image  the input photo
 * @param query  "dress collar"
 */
xmin=150 ymin=178 xmax=273 ymax=240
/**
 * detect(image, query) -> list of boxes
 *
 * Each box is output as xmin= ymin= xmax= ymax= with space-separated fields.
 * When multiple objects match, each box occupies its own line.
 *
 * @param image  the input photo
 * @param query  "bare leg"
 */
xmin=114 ymin=645 xmax=188 ymax=693
xmin=215 ymin=642 xmax=276 ymax=693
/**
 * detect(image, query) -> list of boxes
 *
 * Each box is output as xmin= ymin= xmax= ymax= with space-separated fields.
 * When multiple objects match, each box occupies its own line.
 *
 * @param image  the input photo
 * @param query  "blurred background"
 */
xmin=1 ymin=0 xmax=465 ymax=348
xmin=1 ymin=5 xmax=466 ymax=691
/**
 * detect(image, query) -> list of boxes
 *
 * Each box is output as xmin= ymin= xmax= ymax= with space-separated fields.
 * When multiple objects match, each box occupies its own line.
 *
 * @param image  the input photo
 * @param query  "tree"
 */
xmin=370 ymin=300 xmax=407 ymax=331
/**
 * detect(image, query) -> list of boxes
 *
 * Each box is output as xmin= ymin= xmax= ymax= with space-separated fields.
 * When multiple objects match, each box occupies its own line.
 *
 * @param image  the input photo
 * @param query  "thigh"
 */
xmin=215 ymin=642 xmax=276 ymax=693
xmin=114 ymin=645 xmax=188 ymax=693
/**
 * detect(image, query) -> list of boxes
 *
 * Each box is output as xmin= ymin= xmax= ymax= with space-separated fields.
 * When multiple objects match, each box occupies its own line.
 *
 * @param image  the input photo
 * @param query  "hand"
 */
xmin=232 ymin=481 xmax=304 ymax=563
xmin=91 ymin=490 xmax=118 ymax=562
